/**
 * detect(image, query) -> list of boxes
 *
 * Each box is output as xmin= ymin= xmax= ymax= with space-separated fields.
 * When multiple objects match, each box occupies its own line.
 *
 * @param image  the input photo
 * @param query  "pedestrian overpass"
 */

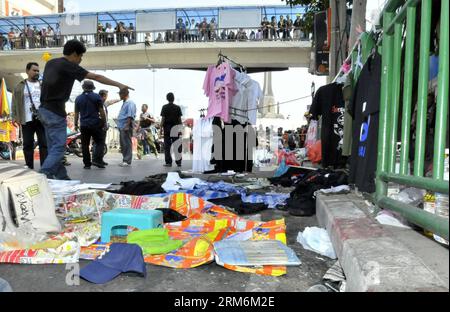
xmin=0 ymin=5 xmax=311 ymax=89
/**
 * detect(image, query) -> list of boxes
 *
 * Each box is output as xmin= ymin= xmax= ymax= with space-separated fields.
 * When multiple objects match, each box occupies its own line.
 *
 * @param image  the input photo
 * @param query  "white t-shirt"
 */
xmin=192 ymin=118 xmax=214 ymax=173
xmin=230 ymin=70 xmax=252 ymax=124
xmin=246 ymin=80 xmax=263 ymax=125
xmin=106 ymin=27 xmax=115 ymax=37
xmin=23 ymin=81 xmax=41 ymax=124
xmin=230 ymin=70 xmax=261 ymax=125
xmin=183 ymin=126 xmax=192 ymax=139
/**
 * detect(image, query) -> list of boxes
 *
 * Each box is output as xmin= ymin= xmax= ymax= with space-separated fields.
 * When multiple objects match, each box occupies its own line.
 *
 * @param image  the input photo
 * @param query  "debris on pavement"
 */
xmin=297 ymin=227 xmax=337 ymax=259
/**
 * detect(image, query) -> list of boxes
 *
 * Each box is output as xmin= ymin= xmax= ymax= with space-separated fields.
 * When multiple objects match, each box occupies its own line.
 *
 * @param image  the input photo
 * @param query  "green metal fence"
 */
xmin=376 ymin=0 xmax=449 ymax=240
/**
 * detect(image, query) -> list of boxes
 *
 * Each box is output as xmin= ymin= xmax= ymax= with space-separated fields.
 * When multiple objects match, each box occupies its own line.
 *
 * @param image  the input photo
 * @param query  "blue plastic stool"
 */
xmin=101 ymin=208 xmax=163 ymax=243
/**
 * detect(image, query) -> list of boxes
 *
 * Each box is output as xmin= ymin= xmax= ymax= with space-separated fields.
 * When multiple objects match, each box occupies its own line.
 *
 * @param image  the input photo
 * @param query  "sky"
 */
xmin=63 ymin=0 xmax=386 ymax=127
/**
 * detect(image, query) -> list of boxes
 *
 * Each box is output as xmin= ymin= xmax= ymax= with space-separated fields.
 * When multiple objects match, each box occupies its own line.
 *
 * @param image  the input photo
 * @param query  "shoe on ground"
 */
xmin=102 ymin=161 xmax=109 ymax=166
xmin=92 ymin=162 xmax=106 ymax=169
xmin=83 ymin=166 xmax=91 ymax=169
xmin=176 ymin=163 xmax=182 ymax=167
xmin=119 ymin=162 xmax=131 ymax=167
xmin=163 ymin=163 xmax=172 ymax=167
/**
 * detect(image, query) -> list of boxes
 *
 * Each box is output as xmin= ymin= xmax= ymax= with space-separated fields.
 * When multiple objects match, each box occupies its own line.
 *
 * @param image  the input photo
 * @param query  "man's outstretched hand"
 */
xmin=119 ymin=84 xmax=135 ymax=91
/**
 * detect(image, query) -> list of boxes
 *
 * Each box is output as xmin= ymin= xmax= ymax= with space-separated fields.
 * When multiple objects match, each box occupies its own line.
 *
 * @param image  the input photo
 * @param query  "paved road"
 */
xmin=0 ymin=152 xmax=335 ymax=292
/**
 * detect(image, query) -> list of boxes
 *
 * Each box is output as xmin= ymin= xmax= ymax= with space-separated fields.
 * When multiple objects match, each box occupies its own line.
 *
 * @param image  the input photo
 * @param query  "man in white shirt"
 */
xmin=105 ymin=23 xmax=115 ymax=46
xmin=11 ymin=62 xmax=48 ymax=169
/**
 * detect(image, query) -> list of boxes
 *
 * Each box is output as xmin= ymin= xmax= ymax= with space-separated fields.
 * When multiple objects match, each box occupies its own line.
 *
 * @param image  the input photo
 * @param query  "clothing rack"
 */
xmin=216 ymin=51 xmax=251 ymax=172
xmin=218 ymin=51 xmax=247 ymax=73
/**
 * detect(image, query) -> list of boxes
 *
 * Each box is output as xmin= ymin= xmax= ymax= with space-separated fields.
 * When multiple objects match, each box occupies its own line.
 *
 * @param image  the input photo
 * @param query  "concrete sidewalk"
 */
xmin=316 ymin=193 xmax=449 ymax=292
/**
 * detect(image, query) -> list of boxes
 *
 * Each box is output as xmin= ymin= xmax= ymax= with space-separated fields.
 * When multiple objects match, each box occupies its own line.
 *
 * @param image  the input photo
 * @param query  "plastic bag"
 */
xmin=305 ymin=120 xmax=318 ymax=148
xmin=307 ymin=140 xmax=322 ymax=164
xmin=297 ymin=226 xmax=336 ymax=259
xmin=390 ymin=187 xmax=426 ymax=207
xmin=0 ymin=224 xmax=47 ymax=252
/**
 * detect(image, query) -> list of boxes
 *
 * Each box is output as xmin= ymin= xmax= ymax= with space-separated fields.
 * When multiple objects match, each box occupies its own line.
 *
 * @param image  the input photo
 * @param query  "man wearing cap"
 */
xmin=74 ymin=80 xmax=107 ymax=169
xmin=117 ymin=88 xmax=137 ymax=167
xmin=93 ymin=90 xmax=121 ymax=165
xmin=38 ymin=39 xmax=132 ymax=180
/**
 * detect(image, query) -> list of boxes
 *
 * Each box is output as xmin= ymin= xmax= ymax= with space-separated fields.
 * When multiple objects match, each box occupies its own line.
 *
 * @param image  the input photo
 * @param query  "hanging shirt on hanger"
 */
xmin=203 ymin=63 xmax=237 ymax=123
xmin=309 ymin=83 xmax=345 ymax=168
xmin=230 ymin=70 xmax=262 ymax=125
xmin=192 ymin=118 xmax=215 ymax=173
xmin=349 ymin=52 xmax=382 ymax=193
xmin=246 ymin=80 xmax=263 ymax=125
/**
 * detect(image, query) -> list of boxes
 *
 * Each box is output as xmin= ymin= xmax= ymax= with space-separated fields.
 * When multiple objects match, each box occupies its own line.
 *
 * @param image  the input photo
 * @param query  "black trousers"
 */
xmin=164 ymin=126 xmax=182 ymax=165
xmin=22 ymin=118 xmax=48 ymax=169
xmin=80 ymin=125 xmax=104 ymax=166
xmin=92 ymin=128 xmax=107 ymax=158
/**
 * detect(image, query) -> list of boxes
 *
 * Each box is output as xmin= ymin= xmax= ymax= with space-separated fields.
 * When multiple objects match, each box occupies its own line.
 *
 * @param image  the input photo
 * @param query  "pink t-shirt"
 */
xmin=203 ymin=63 xmax=237 ymax=123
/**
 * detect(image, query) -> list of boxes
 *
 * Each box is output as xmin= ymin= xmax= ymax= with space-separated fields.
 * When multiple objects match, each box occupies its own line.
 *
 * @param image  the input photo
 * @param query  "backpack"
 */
xmin=0 ymin=163 xmax=61 ymax=234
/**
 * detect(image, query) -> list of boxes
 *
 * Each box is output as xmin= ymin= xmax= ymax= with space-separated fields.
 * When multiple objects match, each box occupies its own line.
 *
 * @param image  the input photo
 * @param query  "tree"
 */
xmin=281 ymin=0 xmax=330 ymax=35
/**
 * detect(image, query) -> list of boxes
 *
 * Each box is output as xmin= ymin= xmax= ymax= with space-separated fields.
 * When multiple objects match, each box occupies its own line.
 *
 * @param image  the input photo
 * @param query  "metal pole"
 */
xmin=399 ymin=6 xmax=416 ymax=176
xmin=433 ymin=0 xmax=449 ymax=180
xmin=376 ymin=12 xmax=394 ymax=201
xmin=413 ymin=0 xmax=432 ymax=177
xmin=388 ymin=22 xmax=403 ymax=174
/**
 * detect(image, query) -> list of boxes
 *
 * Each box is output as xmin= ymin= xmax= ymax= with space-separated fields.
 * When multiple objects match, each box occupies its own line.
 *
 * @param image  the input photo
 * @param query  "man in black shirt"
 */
xmin=38 ymin=39 xmax=132 ymax=180
xmin=160 ymin=92 xmax=182 ymax=167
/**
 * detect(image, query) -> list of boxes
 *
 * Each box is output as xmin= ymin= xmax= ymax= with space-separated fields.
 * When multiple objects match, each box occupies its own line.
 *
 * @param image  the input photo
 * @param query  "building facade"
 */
xmin=0 ymin=0 xmax=61 ymax=17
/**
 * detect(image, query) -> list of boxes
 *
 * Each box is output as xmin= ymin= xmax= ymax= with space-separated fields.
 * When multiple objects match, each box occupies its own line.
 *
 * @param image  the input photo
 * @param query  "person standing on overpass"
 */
xmin=38 ymin=39 xmax=133 ymax=180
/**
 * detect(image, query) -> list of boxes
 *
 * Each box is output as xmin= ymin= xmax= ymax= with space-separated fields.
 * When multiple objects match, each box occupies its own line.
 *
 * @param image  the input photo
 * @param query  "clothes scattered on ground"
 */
xmin=286 ymin=170 xmax=348 ymax=216
xmin=315 ymin=185 xmax=351 ymax=195
xmin=208 ymin=194 xmax=268 ymax=215
xmin=297 ymin=227 xmax=337 ymax=259
xmin=0 ymin=165 xmax=354 ymax=280
xmin=110 ymin=180 xmax=165 ymax=196
xmin=162 ymin=172 xmax=206 ymax=192
xmin=155 ymin=208 xmax=187 ymax=223
xmin=127 ymin=228 xmax=184 ymax=255
xmin=79 ymin=243 xmax=146 ymax=284
xmin=213 ymin=240 xmax=301 ymax=266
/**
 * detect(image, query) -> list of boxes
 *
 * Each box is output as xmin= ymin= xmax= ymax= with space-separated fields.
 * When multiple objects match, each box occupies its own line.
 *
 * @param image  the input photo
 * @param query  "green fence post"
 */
xmin=388 ymin=22 xmax=403 ymax=174
xmin=376 ymin=11 xmax=395 ymax=200
xmin=400 ymin=5 xmax=417 ymax=176
xmin=433 ymin=0 xmax=449 ymax=180
xmin=414 ymin=0 xmax=432 ymax=177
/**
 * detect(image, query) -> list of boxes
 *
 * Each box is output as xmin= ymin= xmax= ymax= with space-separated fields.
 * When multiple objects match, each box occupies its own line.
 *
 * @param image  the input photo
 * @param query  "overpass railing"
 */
xmin=376 ymin=0 xmax=449 ymax=240
xmin=0 ymin=27 xmax=310 ymax=51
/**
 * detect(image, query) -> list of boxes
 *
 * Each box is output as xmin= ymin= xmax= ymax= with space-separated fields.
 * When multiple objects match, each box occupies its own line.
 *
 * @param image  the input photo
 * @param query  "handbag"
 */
xmin=24 ymin=80 xmax=40 ymax=121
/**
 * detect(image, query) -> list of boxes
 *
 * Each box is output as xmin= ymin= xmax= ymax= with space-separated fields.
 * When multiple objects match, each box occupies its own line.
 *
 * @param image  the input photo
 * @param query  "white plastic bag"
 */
xmin=297 ymin=226 xmax=336 ymax=259
xmin=305 ymin=120 xmax=318 ymax=148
